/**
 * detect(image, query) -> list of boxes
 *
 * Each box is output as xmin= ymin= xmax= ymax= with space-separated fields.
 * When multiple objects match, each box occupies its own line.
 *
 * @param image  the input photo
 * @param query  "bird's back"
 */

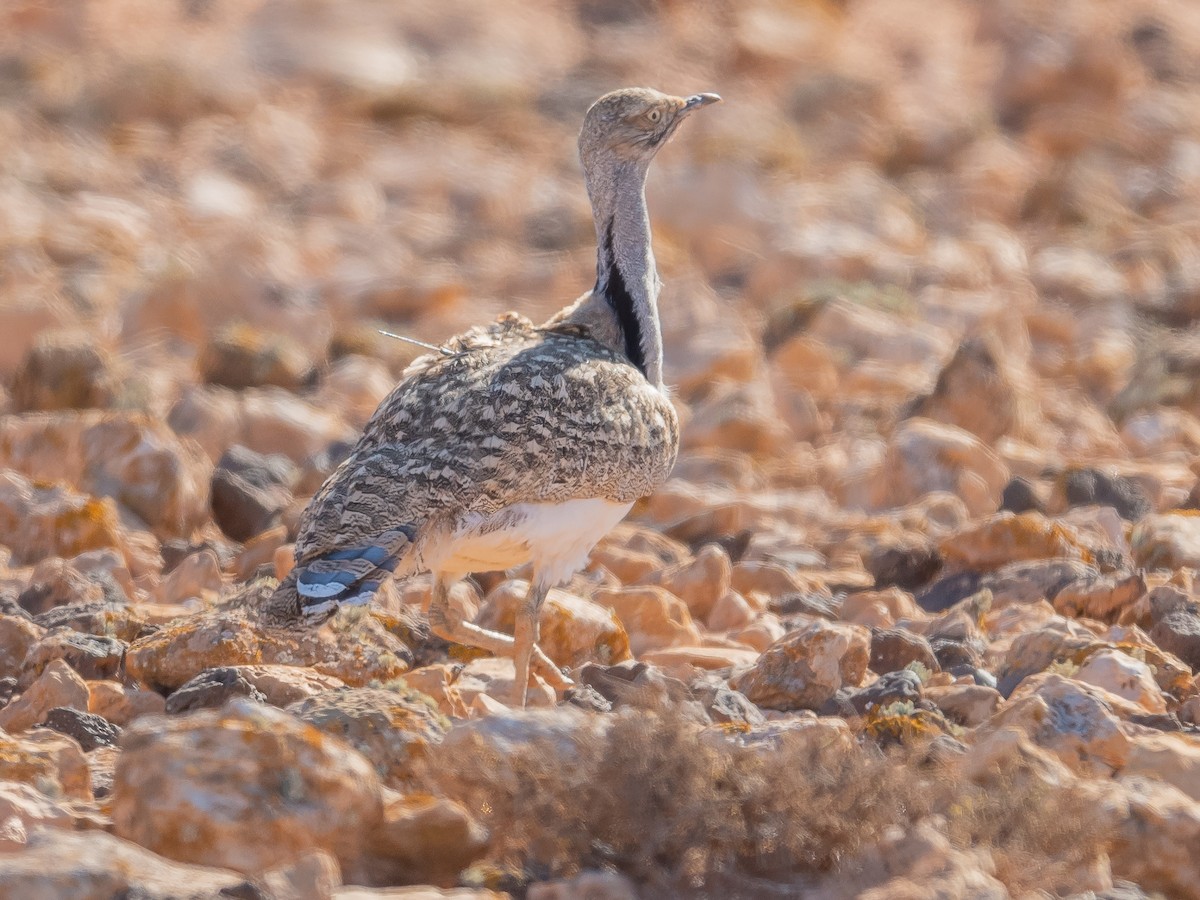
xmin=294 ymin=312 xmax=679 ymax=570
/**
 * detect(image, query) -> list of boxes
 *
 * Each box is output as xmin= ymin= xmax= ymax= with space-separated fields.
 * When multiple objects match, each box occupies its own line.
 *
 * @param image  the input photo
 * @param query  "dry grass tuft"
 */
xmin=421 ymin=709 xmax=1113 ymax=897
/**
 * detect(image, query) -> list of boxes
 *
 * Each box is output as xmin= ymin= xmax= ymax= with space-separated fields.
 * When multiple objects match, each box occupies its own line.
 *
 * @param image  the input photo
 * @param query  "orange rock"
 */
xmin=706 ymin=589 xmax=756 ymax=632
xmin=87 ymin=680 xmax=167 ymax=727
xmin=840 ymin=587 xmax=924 ymax=629
xmin=0 ymin=659 xmax=89 ymax=734
xmin=0 ymin=727 xmax=91 ymax=801
xmin=591 ymin=585 xmax=701 ymax=656
xmin=637 ymin=543 xmax=731 ymax=621
xmin=112 ymin=701 xmax=383 ymax=874
xmin=940 ymin=512 xmax=1094 ymax=572
xmin=731 ymin=620 xmax=870 ymax=711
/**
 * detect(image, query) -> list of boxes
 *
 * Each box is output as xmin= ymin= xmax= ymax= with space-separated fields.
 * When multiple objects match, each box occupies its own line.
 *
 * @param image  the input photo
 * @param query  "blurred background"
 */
xmin=4 ymin=0 xmax=1200 ymax=543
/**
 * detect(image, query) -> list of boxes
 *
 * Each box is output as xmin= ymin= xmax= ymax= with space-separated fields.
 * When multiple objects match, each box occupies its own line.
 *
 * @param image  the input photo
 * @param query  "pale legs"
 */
xmin=427 ymin=573 xmax=568 ymax=707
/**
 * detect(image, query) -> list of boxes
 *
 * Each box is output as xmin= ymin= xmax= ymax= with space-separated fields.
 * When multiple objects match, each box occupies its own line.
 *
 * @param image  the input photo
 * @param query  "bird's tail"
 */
xmin=291 ymin=525 xmax=417 ymax=622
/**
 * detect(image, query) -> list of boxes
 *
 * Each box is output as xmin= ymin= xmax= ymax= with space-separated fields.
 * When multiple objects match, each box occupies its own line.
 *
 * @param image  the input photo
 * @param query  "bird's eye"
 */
xmin=647 ymin=109 xmax=662 ymax=124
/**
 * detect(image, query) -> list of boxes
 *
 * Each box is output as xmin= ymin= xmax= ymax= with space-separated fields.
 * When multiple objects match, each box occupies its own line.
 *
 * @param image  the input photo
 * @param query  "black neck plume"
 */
xmin=598 ymin=219 xmax=647 ymax=377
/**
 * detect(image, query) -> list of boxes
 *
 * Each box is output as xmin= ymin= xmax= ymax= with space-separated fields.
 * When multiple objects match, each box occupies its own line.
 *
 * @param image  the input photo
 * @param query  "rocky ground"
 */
xmin=4 ymin=0 xmax=1200 ymax=897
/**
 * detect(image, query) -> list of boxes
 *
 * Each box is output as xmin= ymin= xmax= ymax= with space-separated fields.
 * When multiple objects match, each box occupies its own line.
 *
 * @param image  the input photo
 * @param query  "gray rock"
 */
xmin=41 ymin=706 xmax=121 ymax=751
xmin=1150 ymin=609 xmax=1200 ymax=670
xmin=870 ymin=627 xmax=939 ymax=675
xmin=166 ymin=667 xmax=267 ymax=714
xmin=210 ymin=445 xmax=297 ymax=542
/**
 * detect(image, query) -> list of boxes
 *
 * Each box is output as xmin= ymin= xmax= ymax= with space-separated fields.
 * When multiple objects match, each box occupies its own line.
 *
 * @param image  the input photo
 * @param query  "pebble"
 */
xmin=731 ymin=620 xmax=869 ymax=711
xmin=112 ymin=699 xmax=383 ymax=874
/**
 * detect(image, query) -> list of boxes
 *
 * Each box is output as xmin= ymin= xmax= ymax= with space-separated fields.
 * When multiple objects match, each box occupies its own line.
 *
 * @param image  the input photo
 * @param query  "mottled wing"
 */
xmin=292 ymin=314 xmax=678 ymax=589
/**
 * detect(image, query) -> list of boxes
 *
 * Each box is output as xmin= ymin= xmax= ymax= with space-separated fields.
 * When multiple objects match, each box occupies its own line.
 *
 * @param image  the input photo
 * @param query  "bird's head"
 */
xmin=578 ymin=87 xmax=721 ymax=171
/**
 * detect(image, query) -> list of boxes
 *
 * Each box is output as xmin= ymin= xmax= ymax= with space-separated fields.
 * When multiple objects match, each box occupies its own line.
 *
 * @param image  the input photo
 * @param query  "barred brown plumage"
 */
xmin=275 ymin=87 xmax=720 ymax=706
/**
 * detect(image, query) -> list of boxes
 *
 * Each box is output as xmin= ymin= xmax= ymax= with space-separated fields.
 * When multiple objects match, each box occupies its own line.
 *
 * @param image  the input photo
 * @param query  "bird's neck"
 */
xmin=564 ymin=159 xmax=664 ymax=387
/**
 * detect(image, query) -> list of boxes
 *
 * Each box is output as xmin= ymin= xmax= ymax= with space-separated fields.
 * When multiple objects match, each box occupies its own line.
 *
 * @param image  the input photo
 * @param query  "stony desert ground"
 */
xmin=4 ymin=0 xmax=1200 ymax=897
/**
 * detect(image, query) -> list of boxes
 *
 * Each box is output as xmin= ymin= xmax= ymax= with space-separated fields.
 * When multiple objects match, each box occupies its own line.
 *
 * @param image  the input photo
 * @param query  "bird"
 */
xmin=274 ymin=87 xmax=721 ymax=706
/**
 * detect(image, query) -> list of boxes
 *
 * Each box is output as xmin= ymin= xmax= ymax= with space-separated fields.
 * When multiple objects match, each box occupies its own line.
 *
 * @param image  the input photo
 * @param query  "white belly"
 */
xmin=429 ymin=497 xmax=634 ymax=586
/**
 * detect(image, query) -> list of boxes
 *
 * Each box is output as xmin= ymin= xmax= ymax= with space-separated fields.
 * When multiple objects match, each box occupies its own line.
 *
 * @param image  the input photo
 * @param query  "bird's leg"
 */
xmin=512 ymin=579 xmax=549 ymax=708
xmin=427 ymin=574 xmax=571 ymax=699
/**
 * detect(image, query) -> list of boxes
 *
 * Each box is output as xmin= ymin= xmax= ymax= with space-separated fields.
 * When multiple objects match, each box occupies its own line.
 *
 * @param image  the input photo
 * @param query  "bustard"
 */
xmin=278 ymin=88 xmax=720 ymax=706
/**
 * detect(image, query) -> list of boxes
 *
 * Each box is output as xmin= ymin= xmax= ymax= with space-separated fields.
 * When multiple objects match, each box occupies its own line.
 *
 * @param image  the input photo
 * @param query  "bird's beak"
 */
xmin=682 ymin=93 xmax=722 ymax=113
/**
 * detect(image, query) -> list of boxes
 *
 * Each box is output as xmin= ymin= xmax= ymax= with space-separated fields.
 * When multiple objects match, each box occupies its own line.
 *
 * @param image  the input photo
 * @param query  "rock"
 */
xmin=988 ymin=674 xmax=1132 ymax=775
xmin=0 ymin=411 xmax=212 ymax=538
xmin=578 ymin=661 xmax=699 ymax=715
xmin=706 ymin=589 xmax=756 ymax=632
xmin=20 ymin=629 xmax=125 ymax=684
xmin=835 ymin=820 xmax=1009 ymax=900
xmin=731 ymin=620 xmax=870 ymax=711
xmin=1052 ymin=571 xmax=1146 ymax=621
xmin=435 ymin=707 xmax=608 ymax=794
xmin=17 ymin=558 xmax=104 ymax=615
xmin=236 ymin=524 xmax=289 ymax=579
xmin=870 ymin=628 xmax=939 ymax=675
xmin=916 ymin=571 xmax=984 ymax=613
xmin=210 ymin=444 xmax=297 ymax=542
xmin=87 ymin=680 xmax=167 ymax=727
xmin=528 ymin=871 xmax=638 ymax=900
xmin=40 ymin=706 xmax=121 ymax=751
xmin=453 ymin=657 xmax=557 ymax=711
xmin=335 ymin=888 xmax=505 ymax=899
xmin=0 ymin=779 xmax=78 ymax=851
xmin=998 ymin=624 xmax=1095 ymax=697
xmin=239 ymin=387 xmax=357 ymax=464
xmin=259 ymin=851 xmax=342 ymax=900
xmin=0 ymin=727 xmax=91 ymax=800
xmin=1053 ymin=467 xmax=1152 ymax=522
xmin=288 ymin=687 xmax=447 ymax=786
xmin=1075 ymin=649 xmax=1166 ymax=714
xmin=165 ymin=667 xmax=268 ymax=714
xmin=846 ymin=669 xmax=924 ymax=715
xmin=840 ymin=587 xmax=923 ymax=628
xmin=863 ymin=537 xmax=942 ymax=591
xmin=875 ymin=419 xmax=1009 ymax=517
xmin=0 ymin=829 xmax=252 ymax=898
xmin=590 ymin=585 xmax=701 ymax=656
xmin=476 ymin=581 xmax=631 ymax=669
xmin=0 ymin=658 xmax=89 ymax=733
xmin=1122 ymin=734 xmax=1200 ymax=803
xmin=730 ymin=560 xmax=815 ymax=603
xmin=112 ymin=700 xmax=383 ymax=874
xmin=1150 ymin=609 xmax=1200 ymax=671
xmin=681 ymin=378 xmax=790 ymax=455
xmin=926 ymin=683 xmax=1002 ymax=727
xmin=124 ymin=608 xmax=413 ymax=692
xmin=940 ymin=512 xmax=1094 ymax=573
xmin=157 ymin=549 xmax=224 ymax=604
xmin=999 ymin=476 xmax=1046 ymax=514
xmin=199 ymin=322 xmax=316 ymax=391
xmin=223 ymin=664 xmax=347 ymax=708
xmin=984 ymin=559 xmax=1099 ymax=608
xmin=0 ymin=301 xmax=70 ymax=378
xmin=0 ymin=471 xmax=128 ymax=567
xmin=10 ymin=331 xmax=115 ymax=411
xmin=1132 ymin=514 xmax=1200 ymax=570
xmin=1110 ymin=778 xmax=1200 ymax=899
xmin=905 ymin=333 xmax=1028 ymax=443
xmin=1147 ymin=584 xmax=1195 ymax=623
xmin=638 ymin=645 xmax=761 ymax=675
xmin=362 ymin=794 xmax=488 ymax=887
xmin=316 ymin=355 xmax=396 ymax=428
xmin=637 ymin=543 xmax=731 ymax=621
xmin=0 ymin=616 xmax=43 ymax=679
xmin=32 ymin=598 xmax=147 ymax=644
